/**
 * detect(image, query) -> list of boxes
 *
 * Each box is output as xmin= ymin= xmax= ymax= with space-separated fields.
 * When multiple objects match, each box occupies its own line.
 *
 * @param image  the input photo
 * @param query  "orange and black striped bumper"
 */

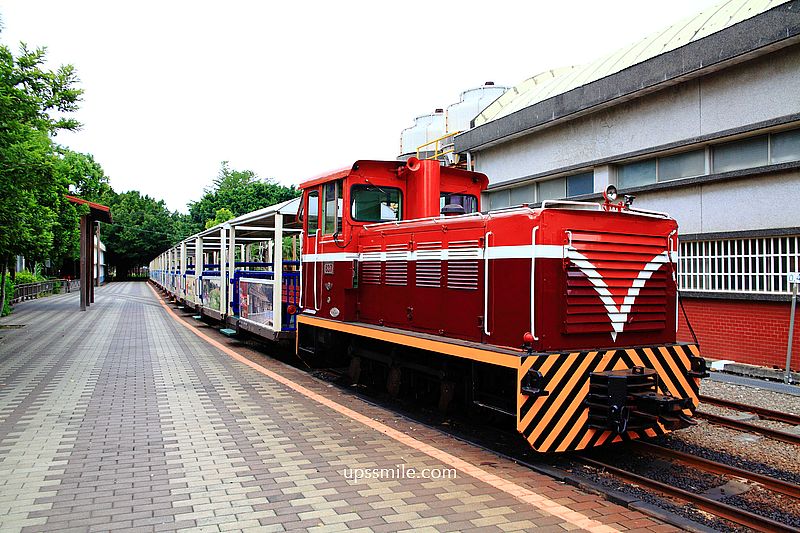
xmin=517 ymin=344 xmax=702 ymax=453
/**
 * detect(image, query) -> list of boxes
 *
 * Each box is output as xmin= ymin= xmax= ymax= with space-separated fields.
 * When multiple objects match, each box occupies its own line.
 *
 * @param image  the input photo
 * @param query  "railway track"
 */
xmin=576 ymin=452 xmax=797 ymax=533
xmin=697 ymin=395 xmax=800 ymax=446
xmin=632 ymin=441 xmax=800 ymax=499
xmin=699 ymin=394 xmax=800 ymax=425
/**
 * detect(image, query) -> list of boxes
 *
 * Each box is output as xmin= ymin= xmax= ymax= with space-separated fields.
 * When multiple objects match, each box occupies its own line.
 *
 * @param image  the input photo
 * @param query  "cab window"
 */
xmin=307 ymin=190 xmax=319 ymax=233
xmin=440 ymin=192 xmax=478 ymax=213
xmin=322 ymin=180 xmax=343 ymax=234
xmin=351 ymin=185 xmax=402 ymax=222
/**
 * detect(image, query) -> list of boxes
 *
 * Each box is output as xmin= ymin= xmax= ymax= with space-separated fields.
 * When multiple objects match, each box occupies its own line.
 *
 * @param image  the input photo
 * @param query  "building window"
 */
xmin=771 ymin=128 xmax=800 ymax=164
xmin=509 ymin=184 xmax=535 ymax=205
xmin=566 ymin=172 xmax=593 ymax=196
xmin=488 ymin=190 xmax=509 ymax=210
xmin=679 ymin=235 xmax=800 ymax=294
xmin=618 ymin=159 xmax=656 ymax=188
xmin=537 ymin=177 xmax=565 ymax=201
xmin=712 ymin=135 xmax=768 ymax=173
xmin=658 ymin=149 xmax=705 ymax=181
xmin=351 ymin=185 xmax=402 ymax=222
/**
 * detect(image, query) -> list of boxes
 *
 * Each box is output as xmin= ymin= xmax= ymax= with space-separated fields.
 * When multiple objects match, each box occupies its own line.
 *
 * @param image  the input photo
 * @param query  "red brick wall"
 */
xmin=677 ymin=297 xmax=800 ymax=370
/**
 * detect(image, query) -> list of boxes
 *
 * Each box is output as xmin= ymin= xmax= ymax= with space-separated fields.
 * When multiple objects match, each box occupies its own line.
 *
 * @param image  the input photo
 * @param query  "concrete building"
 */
xmin=448 ymin=0 xmax=800 ymax=369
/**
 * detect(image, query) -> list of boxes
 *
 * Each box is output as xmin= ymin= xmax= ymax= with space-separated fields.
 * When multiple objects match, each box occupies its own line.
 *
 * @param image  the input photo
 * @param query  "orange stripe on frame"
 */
xmin=299 ymin=314 xmax=520 ymax=369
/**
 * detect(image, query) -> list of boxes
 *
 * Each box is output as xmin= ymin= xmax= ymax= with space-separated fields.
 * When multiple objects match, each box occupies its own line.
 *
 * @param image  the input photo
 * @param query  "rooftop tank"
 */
xmin=446 ymin=82 xmax=509 ymax=133
xmin=399 ymin=109 xmax=445 ymax=156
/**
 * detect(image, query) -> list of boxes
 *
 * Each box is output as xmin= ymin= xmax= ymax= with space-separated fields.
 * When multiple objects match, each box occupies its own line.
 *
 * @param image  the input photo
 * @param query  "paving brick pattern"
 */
xmin=0 ymin=283 xmax=679 ymax=532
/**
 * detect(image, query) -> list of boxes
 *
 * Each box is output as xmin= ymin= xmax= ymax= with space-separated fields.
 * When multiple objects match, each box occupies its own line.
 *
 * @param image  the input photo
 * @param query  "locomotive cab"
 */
xmin=299 ymin=159 xmax=488 ymax=323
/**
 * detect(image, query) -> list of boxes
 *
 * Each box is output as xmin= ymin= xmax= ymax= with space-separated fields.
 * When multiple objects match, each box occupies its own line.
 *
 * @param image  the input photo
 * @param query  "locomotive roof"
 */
xmin=298 ymin=167 xmax=352 ymax=189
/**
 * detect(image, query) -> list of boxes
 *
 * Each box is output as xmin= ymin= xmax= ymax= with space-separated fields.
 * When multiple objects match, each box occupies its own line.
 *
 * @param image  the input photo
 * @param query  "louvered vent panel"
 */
xmin=416 ymin=241 xmax=442 ymax=288
xmin=447 ymin=240 xmax=480 ymax=290
xmin=360 ymin=245 xmax=382 ymax=285
xmin=385 ymin=243 xmax=408 ymax=286
xmin=566 ymin=231 xmax=669 ymax=334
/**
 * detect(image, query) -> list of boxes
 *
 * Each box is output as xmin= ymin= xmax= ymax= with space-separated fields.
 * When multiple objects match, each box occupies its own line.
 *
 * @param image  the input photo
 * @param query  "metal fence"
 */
xmin=679 ymin=235 xmax=800 ymax=295
xmin=11 ymin=279 xmax=81 ymax=304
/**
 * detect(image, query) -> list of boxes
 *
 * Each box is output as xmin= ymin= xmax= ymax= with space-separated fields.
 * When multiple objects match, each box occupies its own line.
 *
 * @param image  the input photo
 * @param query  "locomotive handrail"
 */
xmin=669 ymin=229 xmax=679 ymax=332
xmin=541 ymin=200 xmax=602 ymax=211
xmin=362 ymin=211 xmax=484 ymax=230
xmin=624 ymin=206 xmax=672 ymax=219
xmin=483 ymin=231 xmax=493 ymax=337
xmin=314 ymin=228 xmax=321 ymax=311
xmin=299 ymin=230 xmax=304 ymax=312
xmin=530 ymin=226 xmax=540 ymax=341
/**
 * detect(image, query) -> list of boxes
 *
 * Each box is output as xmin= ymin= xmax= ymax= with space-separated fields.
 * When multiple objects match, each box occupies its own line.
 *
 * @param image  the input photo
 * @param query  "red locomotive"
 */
xmin=297 ymin=158 xmax=706 ymax=453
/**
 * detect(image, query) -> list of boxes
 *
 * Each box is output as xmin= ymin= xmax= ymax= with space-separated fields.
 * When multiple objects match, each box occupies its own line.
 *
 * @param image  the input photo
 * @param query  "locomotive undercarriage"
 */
xmin=298 ymin=319 xmax=705 ymax=453
xmin=298 ymin=324 xmax=518 ymax=421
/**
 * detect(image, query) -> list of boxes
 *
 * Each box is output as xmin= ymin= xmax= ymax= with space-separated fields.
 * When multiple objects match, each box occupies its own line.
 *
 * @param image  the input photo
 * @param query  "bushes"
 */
xmin=2 ymin=265 xmax=52 ymax=316
xmin=1 ymin=276 xmax=11 ymax=316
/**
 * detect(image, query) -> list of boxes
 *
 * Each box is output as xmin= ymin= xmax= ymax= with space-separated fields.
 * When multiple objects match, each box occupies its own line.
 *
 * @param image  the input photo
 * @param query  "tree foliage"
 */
xmin=99 ymin=191 xmax=192 ymax=278
xmin=204 ymin=207 xmax=234 ymax=230
xmin=188 ymin=161 xmax=299 ymax=232
xmin=0 ymin=37 xmax=84 ymax=313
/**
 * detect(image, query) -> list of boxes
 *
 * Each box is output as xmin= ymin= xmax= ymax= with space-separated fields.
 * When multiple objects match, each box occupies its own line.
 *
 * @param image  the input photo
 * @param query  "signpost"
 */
xmin=787 ymin=272 xmax=799 ymax=384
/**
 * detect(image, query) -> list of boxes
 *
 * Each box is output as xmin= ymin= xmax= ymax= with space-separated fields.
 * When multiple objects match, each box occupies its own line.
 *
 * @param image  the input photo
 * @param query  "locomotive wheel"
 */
xmin=438 ymin=380 xmax=455 ymax=413
xmin=386 ymin=365 xmax=402 ymax=398
xmin=347 ymin=356 xmax=362 ymax=385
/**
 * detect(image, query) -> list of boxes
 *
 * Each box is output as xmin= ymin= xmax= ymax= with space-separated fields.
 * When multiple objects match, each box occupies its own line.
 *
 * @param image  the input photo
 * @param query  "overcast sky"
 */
xmin=0 ymin=0 xmax=719 ymax=213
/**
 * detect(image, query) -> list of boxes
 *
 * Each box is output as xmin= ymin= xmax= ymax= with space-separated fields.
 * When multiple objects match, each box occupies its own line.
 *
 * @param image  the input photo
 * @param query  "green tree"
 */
xmin=100 ymin=190 xmax=194 ymax=279
xmin=204 ymin=207 xmax=234 ymax=229
xmin=47 ymin=149 xmax=112 ymax=266
xmin=0 ymin=40 xmax=83 ymax=312
xmin=188 ymin=161 xmax=299 ymax=231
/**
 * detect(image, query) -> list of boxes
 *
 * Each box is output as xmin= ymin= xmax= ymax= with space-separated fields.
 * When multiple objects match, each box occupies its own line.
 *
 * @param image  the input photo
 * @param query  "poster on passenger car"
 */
xmin=239 ymin=279 xmax=274 ymax=328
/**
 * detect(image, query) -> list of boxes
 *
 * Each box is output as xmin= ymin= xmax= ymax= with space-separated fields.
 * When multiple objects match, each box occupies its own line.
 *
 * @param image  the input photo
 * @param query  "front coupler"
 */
xmin=587 ymin=366 xmax=695 ymax=433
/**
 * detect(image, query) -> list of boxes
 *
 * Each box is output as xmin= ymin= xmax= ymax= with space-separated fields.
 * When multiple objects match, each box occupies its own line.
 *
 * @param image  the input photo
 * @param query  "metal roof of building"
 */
xmin=474 ymin=0 xmax=790 ymax=127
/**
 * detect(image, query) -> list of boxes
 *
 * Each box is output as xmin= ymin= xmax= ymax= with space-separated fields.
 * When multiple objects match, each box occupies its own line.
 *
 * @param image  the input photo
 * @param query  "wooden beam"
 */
xmin=79 ymin=216 xmax=87 ymax=311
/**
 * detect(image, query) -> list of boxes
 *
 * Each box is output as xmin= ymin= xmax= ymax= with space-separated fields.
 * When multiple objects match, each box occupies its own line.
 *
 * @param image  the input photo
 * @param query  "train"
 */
xmin=149 ymin=157 xmax=707 ymax=453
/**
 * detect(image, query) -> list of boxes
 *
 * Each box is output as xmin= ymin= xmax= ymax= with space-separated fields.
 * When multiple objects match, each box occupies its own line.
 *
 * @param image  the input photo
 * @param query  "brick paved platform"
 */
xmin=0 ymin=282 xmax=679 ymax=532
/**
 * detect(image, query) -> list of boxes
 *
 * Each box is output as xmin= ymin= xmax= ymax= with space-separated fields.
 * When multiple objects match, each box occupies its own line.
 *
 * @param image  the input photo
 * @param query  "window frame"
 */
xmin=349 ymin=184 xmax=403 ymax=223
xmin=440 ymin=192 xmax=478 ymax=214
xmin=306 ymin=189 xmax=319 ymax=234
xmin=322 ymin=180 xmax=343 ymax=235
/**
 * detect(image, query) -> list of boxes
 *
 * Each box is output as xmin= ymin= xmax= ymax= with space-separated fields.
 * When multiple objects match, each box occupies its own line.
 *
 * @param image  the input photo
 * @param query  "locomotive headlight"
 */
xmin=604 ymin=185 xmax=618 ymax=202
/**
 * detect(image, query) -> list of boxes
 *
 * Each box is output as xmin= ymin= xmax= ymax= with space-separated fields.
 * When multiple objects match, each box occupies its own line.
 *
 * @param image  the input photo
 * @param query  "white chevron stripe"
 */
xmin=566 ymin=250 xmax=670 ymax=341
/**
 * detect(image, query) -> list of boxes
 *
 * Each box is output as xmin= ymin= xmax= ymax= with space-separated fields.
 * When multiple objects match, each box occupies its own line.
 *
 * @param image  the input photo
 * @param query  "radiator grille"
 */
xmin=360 ymin=245 xmax=382 ymax=285
xmin=565 ymin=231 xmax=669 ymax=334
xmin=385 ymin=243 xmax=408 ymax=286
xmin=447 ymin=240 xmax=480 ymax=290
xmin=415 ymin=242 xmax=442 ymax=288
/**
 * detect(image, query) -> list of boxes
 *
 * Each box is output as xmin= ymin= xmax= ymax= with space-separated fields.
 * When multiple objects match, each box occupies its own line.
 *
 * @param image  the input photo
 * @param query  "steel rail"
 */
xmin=699 ymin=395 xmax=800 ymax=426
xmin=577 ymin=456 xmax=797 ymax=533
xmin=632 ymin=441 xmax=800 ymax=499
xmin=697 ymin=410 xmax=800 ymax=446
